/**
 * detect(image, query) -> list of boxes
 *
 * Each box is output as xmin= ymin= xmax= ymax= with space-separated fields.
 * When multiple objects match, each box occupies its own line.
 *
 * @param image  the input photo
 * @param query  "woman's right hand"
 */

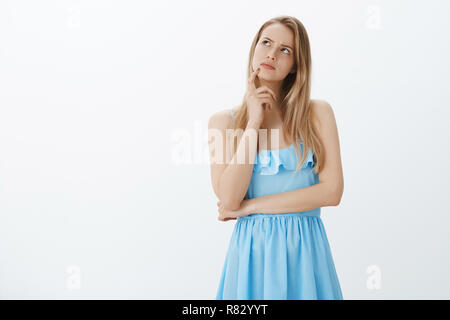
xmin=245 ymin=66 xmax=278 ymax=127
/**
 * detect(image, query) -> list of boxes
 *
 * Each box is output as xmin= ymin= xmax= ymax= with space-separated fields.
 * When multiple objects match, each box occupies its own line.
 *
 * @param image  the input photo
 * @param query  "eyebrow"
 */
xmin=261 ymin=36 xmax=293 ymax=50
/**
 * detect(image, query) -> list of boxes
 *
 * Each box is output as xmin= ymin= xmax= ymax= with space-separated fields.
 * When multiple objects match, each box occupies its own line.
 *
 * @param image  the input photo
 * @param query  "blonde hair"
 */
xmin=231 ymin=15 xmax=324 ymax=175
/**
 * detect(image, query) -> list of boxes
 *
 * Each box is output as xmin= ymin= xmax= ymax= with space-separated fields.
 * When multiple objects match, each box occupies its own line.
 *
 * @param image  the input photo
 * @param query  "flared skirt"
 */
xmin=216 ymin=213 xmax=343 ymax=300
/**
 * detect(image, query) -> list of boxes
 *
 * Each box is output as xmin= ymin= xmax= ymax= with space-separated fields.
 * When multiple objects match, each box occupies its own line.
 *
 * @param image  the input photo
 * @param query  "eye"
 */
xmin=262 ymin=40 xmax=290 ymax=54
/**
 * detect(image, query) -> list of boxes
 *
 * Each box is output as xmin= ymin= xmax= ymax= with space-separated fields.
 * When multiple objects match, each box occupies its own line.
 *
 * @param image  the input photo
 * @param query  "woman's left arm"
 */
xmin=218 ymin=100 xmax=344 ymax=220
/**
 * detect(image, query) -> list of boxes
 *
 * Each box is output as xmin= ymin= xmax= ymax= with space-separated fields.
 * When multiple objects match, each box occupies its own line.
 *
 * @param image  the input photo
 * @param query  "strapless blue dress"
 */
xmin=215 ymin=109 xmax=343 ymax=300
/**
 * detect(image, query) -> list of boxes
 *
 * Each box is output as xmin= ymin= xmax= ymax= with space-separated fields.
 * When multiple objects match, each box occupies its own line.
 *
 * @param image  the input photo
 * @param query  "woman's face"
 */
xmin=252 ymin=23 xmax=296 ymax=82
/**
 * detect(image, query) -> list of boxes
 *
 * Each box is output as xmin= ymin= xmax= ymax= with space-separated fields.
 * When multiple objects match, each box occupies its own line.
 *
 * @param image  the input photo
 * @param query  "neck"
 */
xmin=256 ymin=77 xmax=282 ymax=103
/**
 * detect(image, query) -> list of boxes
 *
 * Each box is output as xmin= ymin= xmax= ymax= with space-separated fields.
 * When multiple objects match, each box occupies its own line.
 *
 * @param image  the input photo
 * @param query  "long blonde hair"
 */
xmin=231 ymin=16 xmax=324 ymax=175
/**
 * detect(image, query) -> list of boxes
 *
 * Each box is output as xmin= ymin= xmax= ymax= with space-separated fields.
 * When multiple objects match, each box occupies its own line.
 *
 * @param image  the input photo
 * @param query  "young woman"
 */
xmin=208 ymin=16 xmax=344 ymax=300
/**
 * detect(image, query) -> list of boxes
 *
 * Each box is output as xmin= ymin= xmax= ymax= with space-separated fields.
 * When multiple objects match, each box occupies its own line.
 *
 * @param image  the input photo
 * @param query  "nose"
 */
xmin=266 ymin=48 xmax=277 ymax=60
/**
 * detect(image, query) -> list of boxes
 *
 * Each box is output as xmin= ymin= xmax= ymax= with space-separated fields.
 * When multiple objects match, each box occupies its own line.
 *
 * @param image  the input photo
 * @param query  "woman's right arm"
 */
xmin=208 ymin=66 xmax=277 ymax=211
xmin=208 ymin=111 xmax=261 ymax=211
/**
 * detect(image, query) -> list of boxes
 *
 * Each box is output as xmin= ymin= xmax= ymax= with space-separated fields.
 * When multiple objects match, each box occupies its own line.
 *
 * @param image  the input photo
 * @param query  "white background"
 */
xmin=1 ymin=0 xmax=449 ymax=299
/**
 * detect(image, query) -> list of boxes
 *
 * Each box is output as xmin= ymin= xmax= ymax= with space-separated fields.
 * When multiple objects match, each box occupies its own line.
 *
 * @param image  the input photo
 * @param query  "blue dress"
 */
xmin=215 ymin=108 xmax=343 ymax=300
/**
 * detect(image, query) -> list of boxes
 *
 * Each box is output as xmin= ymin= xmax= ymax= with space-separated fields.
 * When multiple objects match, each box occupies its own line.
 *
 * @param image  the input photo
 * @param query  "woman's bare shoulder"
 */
xmin=310 ymin=98 xmax=333 ymax=111
xmin=208 ymin=105 xmax=240 ymax=129
xmin=310 ymin=99 xmax=334 ymax=128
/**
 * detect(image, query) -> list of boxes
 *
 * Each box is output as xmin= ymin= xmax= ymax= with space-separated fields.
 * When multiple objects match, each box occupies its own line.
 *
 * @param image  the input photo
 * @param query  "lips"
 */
xmin=261 ymin=63 xmax=275 ymax=70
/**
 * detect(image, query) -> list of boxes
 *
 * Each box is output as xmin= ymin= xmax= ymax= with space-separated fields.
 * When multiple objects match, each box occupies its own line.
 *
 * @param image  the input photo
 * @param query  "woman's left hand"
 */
xmin=217 ymin=200 xmax=249 ymax=221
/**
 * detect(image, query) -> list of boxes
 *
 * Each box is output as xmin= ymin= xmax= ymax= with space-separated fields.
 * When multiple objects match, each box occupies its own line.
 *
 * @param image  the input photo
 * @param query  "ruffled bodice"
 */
xmin=244 ymin=139 xmax=319 ymax=202
xmin=253 ymin=140 xmax=315 ymax=175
